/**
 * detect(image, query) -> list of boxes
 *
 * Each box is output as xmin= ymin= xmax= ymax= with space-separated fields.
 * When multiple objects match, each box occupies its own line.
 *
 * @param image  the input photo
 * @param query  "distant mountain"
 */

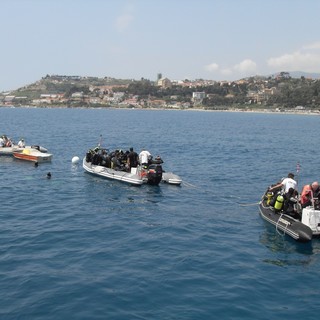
xmin=281 ymin=71 xmax=320 ymax=79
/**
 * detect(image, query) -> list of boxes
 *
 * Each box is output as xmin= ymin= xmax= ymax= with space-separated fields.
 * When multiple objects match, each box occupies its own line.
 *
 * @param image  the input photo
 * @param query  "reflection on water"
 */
xmin=262 ymin=258 xmax=313 ymax=267
xmin=260 ymin=227 xmax=314 ymax=255
xmin=0 ymin=156 xmax=15 ymax=163
xmin=259 ymin=226 xmax=318 ymax=267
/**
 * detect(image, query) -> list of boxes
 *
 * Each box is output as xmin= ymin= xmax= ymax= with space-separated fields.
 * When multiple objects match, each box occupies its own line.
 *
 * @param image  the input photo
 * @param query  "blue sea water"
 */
xmin=1 ymin=107 xmax=320 ymax=319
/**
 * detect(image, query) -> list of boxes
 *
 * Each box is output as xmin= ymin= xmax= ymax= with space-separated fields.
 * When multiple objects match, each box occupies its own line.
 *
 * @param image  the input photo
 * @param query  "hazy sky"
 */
xmin=1 ymin=0 xmax=320 ymax=91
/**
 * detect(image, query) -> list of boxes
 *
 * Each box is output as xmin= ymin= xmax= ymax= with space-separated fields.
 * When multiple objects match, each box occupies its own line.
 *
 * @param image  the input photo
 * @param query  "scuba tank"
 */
xmin=266 ymin=192 xmax=273 ymax=205
xmin=274 ymin=194 xmax=284 ymax=211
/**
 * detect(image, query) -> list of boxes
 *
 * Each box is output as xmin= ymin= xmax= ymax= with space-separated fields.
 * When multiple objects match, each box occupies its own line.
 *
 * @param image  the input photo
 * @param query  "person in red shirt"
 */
xmin=300 ymin=181 xmax=320 ymax=208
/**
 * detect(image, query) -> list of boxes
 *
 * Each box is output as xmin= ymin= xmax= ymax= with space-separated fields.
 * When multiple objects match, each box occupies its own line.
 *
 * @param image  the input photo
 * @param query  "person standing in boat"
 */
xmin=100 ymin=149 xmax=111 ymax=168
xmin=139 ymin=149 xmax=152 ymax=167
xmin=18 ymin=138 xmax=25 ymax=148
xmin=300 ymin=181 xmax=320 ymax=208
xmin=268 ymin=173 xmax=298 ymax=212
xmin=269 ymin=172 xmax=298 ymax=194
xmin=111 ymin=151 xmax=121 ymax=170
xmin=4 ymin=136 xmax=12 ymax=147
xmin=127 ymin=147 xmax=139 ymax=170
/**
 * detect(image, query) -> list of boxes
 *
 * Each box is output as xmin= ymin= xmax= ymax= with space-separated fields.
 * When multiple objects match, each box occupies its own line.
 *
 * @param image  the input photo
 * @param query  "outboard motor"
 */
xmin=147 ymin=163 xmax=163 ymax=185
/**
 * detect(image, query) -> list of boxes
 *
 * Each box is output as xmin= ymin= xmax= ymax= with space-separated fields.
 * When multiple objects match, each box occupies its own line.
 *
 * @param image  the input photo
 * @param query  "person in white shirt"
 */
xmin=269 ymin=172 xmax=297 ymax=193
xmin=18 ymin=139 xmax=25 ymax=148
xmin=139 ymin=149 xmax=151 ymax=166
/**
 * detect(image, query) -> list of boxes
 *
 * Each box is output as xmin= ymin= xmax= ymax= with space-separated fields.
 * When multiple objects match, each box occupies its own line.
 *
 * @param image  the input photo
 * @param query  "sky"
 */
xmin=1 ymin=0 xmax=320 ymax=92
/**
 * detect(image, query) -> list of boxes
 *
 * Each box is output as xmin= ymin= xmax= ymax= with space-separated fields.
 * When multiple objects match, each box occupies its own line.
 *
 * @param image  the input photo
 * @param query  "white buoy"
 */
xmin=72 ymin=156 xmax=80 ymax=164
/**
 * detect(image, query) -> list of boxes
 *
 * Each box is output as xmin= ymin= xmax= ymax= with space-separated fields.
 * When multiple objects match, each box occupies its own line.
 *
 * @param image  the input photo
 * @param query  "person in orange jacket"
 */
xmin=300 ymin=181 xmax=320 ymax=208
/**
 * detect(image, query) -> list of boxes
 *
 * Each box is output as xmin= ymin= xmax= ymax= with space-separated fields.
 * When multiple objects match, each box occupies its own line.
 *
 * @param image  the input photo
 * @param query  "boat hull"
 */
xmin=13 ymin=149 xmax=52 ymax=163
xmin=83 ymin=158 xmax=144 ymax=185
xmin=162 ymin=172 xmax=182 ymax=185
xmin=0 ymin=146 xmax=24 ymax=156
xmin=0 ymin=145 xmax=48 ymax=156
xmin=83 ymin=157 xmax=182 ymax=186
xmin=259 ymin=199 xmax=313 ymax=242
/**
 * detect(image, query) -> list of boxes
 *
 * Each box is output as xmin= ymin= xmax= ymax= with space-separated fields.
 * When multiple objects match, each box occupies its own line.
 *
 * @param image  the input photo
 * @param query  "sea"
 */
xmin=1 ymin=107 xmax=320 ymax=319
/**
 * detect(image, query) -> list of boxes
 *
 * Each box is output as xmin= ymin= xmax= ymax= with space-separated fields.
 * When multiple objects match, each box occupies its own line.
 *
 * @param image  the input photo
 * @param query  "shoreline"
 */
xmin=1 ymin=104 xmax=319 ymax=116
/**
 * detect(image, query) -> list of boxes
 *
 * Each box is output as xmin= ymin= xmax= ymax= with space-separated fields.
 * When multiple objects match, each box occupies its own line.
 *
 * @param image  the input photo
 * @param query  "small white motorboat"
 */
xmin=13 ymin=148 xmax=52 ymax=163
xmin=83 ymin=146 xmax=182 ymax=186
xmin=0 ymin=144 xmax=48 ymax=156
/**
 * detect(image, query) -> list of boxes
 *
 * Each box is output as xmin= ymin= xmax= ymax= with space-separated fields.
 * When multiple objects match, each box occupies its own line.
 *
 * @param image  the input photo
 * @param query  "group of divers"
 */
xmin=85 ymin=146 xmax=163 ymax=172
xmin=266 ymin=172 xmax=320 ymax=219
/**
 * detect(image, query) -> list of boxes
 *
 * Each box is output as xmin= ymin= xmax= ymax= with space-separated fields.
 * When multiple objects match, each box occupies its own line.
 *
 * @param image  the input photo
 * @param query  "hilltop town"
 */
xmin=1 ymin=72 xmax=320 ymax=113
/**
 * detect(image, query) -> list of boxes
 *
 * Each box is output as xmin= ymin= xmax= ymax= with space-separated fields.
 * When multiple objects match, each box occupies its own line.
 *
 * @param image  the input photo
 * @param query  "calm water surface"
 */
xmin=1 ymin=107 xmax=320 ymax=319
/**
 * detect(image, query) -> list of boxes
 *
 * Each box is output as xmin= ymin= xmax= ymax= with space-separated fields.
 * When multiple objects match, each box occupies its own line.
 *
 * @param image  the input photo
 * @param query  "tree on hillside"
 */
xmin=65 ymin=86 xmax=90 ymax=97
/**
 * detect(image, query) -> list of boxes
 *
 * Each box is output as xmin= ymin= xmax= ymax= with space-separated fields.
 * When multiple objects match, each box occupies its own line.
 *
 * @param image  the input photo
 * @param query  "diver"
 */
xmin=127 ymin=147 xmax=139 ymax=169
xmin=283 ymin=188 xmax=301 ymax=219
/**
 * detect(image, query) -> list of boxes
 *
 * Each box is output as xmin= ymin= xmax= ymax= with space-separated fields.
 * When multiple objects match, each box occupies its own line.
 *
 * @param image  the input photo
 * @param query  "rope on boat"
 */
xmin=239 ymin=202 xmax=260 ymax=207
xmin=182 ymin=181 xmax=247 ymax=205
xmin=182 ymin=181 xmax=199 ymax=189
xmin=239 ymin=192 xmax=267 ymax=207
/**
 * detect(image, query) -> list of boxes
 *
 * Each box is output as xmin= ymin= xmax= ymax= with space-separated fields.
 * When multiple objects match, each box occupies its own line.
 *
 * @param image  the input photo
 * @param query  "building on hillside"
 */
xmin=148 ymin=99 xmax=167 ymax=108
xmin=2 ymin=96 xmax=16 ymax=105
xmin=263 ymin=87 xmax=277 ymax=96
xmin=121 ymin=96 xmax=140 ymax=107
xmin=157 ymin=78 xmax=172 ymax=88
xmin=192 ymin=92 xmax=206 ymax=100
xmin=192 ymin=92 xmax=206 ymax=105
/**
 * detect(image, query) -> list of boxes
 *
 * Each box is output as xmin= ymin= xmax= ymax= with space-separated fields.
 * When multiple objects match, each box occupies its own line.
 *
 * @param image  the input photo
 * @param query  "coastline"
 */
xmin=1 ymin=104 xmax=319 ymax=116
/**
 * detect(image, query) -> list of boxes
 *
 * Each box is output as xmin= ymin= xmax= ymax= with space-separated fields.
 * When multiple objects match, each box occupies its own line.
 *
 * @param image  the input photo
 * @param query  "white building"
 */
xmin=192 ymin=92 xmax=206 ymax=100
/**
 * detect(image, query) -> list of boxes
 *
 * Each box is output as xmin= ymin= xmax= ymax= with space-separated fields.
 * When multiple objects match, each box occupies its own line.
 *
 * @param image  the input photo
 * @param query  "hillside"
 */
xmin=1 ymin=72 xmax=320 ymax=110
xmin=8 ymin=75 xmax=133 ymax=98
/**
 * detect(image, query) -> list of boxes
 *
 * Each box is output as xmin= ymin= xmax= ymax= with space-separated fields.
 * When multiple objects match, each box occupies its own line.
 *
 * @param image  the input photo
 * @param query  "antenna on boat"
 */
xmin=98 ymin=134 xmax=102 ymax=147
xmin=296 ymin=162 xmax=301 ymax=187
